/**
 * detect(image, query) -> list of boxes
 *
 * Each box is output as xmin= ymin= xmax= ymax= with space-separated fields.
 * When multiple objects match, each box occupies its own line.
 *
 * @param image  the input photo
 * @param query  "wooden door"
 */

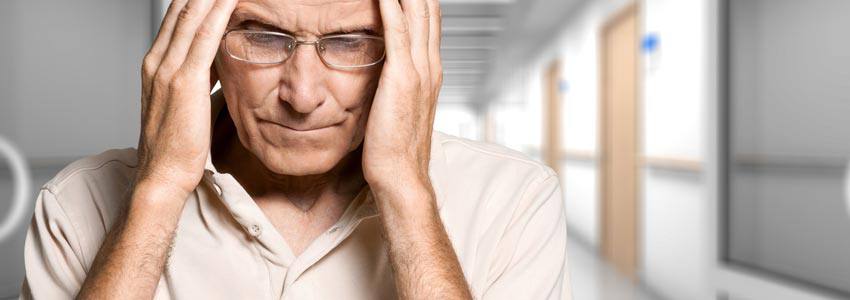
xmin=599 ymin=2 xmax=640 ymax=280
xmin=543 ymin=60 xmax=562 ymax=175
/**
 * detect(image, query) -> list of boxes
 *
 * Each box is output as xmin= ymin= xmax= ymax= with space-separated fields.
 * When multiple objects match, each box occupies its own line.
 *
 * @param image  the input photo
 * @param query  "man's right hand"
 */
xmin=77 ymin=1 xmax=238 ymax=298
xmin=137 ymin=0 xmax=238 ymax=197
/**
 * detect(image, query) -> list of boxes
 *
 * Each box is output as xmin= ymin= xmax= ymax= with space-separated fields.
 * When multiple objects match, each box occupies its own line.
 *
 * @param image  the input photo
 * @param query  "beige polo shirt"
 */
xmin=20 ymin=98 xmax=572 ymax=300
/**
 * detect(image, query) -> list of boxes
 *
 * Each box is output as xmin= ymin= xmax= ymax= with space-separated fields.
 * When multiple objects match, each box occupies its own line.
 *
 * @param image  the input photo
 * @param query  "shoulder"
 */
xmin=430 ymin=133 xmax=566 ymax=286
xmin=40 ymin=147 xmax=139 ymax=226
xmin=431 ymin=131 xmax=561 ymax=219
xmin=34 ymin=148 xmax=140 ymax=260
xmin=42 ymin=147 xmax=139 ymax=196
xmin=432 ymin=131 xmax=556 ymax=186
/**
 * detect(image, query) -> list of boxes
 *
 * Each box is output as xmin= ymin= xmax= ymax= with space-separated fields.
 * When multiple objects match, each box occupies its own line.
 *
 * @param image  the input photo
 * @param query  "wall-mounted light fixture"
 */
xmin=0 ymin=136 xmax=31 ymax=243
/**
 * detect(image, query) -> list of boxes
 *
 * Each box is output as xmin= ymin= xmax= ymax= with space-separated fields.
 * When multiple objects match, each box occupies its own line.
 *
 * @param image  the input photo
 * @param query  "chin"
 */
xmin=259 ymin=146 xmax=349 ymax=176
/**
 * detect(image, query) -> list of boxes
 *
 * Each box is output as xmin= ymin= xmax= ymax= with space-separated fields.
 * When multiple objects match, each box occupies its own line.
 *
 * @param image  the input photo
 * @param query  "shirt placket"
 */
xmin=204 ymin=169 xmax=379 ymax=299
xmin=281 ymin=187 xmax=379 ymax=290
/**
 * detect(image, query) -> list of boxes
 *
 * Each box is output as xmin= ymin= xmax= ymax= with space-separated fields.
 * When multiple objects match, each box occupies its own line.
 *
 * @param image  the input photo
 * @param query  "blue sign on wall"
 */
xmin=642 ymin=33 xmax=660 ymax=54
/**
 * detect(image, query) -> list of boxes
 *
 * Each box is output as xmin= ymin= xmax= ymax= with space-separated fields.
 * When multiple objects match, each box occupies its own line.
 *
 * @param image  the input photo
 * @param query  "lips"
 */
xmin=261 ymin=119 xmax=341 ymax=132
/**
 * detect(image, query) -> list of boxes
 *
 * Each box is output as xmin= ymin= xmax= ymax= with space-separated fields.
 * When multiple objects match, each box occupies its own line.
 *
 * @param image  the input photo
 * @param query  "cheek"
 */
xmin=328 ymin=69 xmax=380 ymax=109
xmin=328 ymin=70 xmax=379 ymax=150
xmin=215 ymin=55 xmax=279 ymax=109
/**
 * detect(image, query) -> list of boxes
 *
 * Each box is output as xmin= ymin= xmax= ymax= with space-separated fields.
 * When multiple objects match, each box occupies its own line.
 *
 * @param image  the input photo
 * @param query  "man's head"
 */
xmin=214 ymin=0 xmax=383 ymax=176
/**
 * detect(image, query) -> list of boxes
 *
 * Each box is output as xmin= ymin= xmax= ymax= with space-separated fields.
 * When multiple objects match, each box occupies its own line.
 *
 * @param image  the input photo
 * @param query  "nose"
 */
xmin=279 ymin=43 xmax=326 ymax=114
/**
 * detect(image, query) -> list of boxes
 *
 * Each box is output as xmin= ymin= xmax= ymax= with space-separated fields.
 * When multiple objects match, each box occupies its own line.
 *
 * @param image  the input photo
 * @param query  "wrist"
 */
xmin=366 ymin=163 xmax=430 ymax=191
xmin=371 ymin=182 xmax=437 ymax=220
xmin=130 ymin=178 xmax=194 ymax=211
xmin=134 ymin=166 xmax=198 ymax=195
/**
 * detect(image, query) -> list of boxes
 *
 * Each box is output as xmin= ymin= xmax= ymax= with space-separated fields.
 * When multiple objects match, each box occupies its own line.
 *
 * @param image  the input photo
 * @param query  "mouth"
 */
xmin=261 ymin=120 xmax=341 ymax=132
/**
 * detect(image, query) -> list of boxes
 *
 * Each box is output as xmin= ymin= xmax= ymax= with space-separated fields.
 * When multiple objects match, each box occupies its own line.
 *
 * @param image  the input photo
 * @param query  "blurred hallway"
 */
xmin=567 ymin=237 xmax=662 ymax=300
xmin=3 ymin=0 xmax=850 ymax=299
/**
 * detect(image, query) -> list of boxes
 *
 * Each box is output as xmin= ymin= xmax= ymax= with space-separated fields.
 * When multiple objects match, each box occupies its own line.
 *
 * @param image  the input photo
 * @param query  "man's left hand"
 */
xmin=361 ymin=0 xmax=443 ymax=198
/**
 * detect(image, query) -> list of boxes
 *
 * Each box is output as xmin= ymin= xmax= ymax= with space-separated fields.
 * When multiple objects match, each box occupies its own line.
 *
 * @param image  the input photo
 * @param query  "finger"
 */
xmin=184 ymin=0 xmax=238 ymax=72
xmin=143 ymin=0 xmax=189 ymax=97
xmin=400 ymin=0 xmax=431 ymax=85
xmin=378 ymin=0 xmax=414 ymax=67
xmin=147 ymin=0 xmax=189 ymax=66
xmin=426 ymin=0 xmax=442 ymax=90
xmin=425 ymin=0 xmax=442 ymax=126
xmin=157 ymin=0 xmax=216 ymax=78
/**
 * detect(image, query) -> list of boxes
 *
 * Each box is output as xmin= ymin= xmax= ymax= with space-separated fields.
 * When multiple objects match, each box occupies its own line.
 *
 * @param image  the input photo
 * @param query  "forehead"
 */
xmin=233 ymin=0 xmax=381 ymax=36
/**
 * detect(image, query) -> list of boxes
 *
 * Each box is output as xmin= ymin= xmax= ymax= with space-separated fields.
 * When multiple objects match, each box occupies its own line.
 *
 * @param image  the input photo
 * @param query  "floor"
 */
xmin=567 ymin=237 xmax=664 ymax=300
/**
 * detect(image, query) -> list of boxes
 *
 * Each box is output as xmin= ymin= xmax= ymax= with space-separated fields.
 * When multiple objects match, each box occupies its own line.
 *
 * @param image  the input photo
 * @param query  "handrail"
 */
xmin=732 ymin=154 xmax=848 ymax=170
xmin=561 ymin=149 xmax=704 ymax=173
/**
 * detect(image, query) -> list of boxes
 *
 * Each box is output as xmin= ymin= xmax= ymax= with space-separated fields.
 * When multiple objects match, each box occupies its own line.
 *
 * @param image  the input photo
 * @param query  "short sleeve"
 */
xmin=20 ymin=188 xmax=87 ymax=299
xmin=481 ymin=175 xmax=573 ymax=300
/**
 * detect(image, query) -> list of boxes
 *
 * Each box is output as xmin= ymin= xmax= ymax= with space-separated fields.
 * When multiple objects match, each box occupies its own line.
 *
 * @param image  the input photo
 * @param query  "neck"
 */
xmin=211 ymin=109 xmax=366 ymax=212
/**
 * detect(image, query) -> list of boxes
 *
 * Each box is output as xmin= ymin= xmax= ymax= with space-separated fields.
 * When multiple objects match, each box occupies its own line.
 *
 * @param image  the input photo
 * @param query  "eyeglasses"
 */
xmin=223 ymin=30 xmax=385 ymax=69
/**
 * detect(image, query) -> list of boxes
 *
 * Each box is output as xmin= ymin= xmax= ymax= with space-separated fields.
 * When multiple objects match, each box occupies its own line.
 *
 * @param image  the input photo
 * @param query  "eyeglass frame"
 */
xmin=221 ymin=29 xmax=386 ymax=69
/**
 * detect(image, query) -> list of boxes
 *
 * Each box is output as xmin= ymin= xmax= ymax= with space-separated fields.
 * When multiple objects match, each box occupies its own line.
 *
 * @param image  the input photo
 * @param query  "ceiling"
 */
xmin=438 ymin=0 xmax=584 ymax=104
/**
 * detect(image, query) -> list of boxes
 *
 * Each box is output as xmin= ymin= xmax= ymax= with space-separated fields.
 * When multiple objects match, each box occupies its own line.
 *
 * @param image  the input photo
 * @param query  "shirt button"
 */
xmin=249 ymin=224 xmax=262 ymax=237
xmin=328 ymin=226 xmax=339 ymax=234
xmin=212 ymin=184 xmax=223 ymax=196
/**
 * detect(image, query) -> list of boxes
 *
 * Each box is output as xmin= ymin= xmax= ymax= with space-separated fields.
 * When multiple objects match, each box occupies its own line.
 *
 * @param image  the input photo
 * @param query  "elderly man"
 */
xmin=20 ymin=0 xmax=570 ymax=299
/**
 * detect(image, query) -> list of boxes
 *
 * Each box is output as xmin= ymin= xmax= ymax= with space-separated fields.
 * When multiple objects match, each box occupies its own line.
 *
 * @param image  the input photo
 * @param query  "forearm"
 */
xmin=77 ymin=181 xmax=189 ymax=299
xmin=373 ymin=183 xmax=473 ymax=300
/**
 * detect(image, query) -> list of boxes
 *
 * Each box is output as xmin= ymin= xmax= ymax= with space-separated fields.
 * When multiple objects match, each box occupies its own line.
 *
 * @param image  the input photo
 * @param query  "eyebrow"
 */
xmin=230 ymin=11 xmax=381 ymax=36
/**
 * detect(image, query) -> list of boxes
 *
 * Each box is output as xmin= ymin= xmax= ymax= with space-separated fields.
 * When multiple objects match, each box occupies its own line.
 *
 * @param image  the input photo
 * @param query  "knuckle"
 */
xmin=156 ymin=60 xmax=178 ymax=77
xmin=153 ymin=72 xmax=172 ymax=92
xmin=177 ymin=4 xmax=195 ymax=23
xmin=142 ymin=56 xmax=158 ymax=78
xmin=417 ymin=4 xmax=430 ymax=19
xmin=210 ymin=0 xmax=227 ymax=13
xmin=393 ymin=20 xmax=410 ymax=34
xmin=434 ymin=66 xmax=444 ymax=84
xmin=168 ymin=73 xmax=188 ymax=91
xmin=168 ymin=0 xmax=188 ymax=13
xmin=152 ymin=81 xmax=168 ymax=98
xmin=434 ymin=67 xmax=443 ymax=79
xmin=195 ymin=26 xmax=214 ymax=41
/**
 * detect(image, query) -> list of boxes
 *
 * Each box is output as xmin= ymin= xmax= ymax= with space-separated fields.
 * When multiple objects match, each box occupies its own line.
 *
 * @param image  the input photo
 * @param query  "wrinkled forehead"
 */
xmin=232 ymin=0 xmax=382 ymax=37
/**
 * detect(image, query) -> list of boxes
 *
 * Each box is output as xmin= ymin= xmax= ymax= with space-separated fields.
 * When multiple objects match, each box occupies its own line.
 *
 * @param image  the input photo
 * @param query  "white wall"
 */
xmin=640 ymin=0 xmax=712 ymax=299
xmin=488 ymin=64 xmax=545 ymax=159
xmin=433 ymin=103 xmax=481 ymax=140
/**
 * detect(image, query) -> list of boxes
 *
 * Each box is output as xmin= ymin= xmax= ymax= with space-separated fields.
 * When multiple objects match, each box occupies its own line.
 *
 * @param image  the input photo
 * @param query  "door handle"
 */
xmin=0 ymin=136 xmax=31 ymax=243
